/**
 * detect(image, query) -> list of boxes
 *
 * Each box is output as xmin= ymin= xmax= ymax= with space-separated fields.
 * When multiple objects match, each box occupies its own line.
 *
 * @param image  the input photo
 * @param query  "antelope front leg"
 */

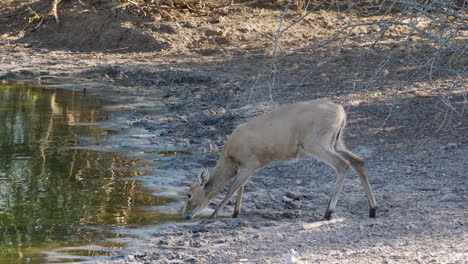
xmin=209 ymin=169 xmax=253 ymax=219
xmin=324 ymin=169 xmax=347 ymax=220
xmin=321 ymin=152 xmax=350 ymax=220
xmin=232 ymin=185 xmax=244 ymax=218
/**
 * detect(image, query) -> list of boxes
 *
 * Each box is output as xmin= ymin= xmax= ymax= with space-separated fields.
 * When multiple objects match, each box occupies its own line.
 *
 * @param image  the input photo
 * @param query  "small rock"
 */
xmin=420 ymin=167 xmax=428 ymax=175
xmin=157 ymin=239 xmax=169 ymax=245
xmin=183 ymin=22 xmax=198 ymax=28
xmin=281 ymin=211 xmax=300 ymax=219
xmin=237 ymin=220 xmax=250 ymax=227
xmin=282 ymin=196 xmax=293 ymax=203
xmin=210 ymin=17 xmax=224 ymax=24
xmin=283 ymin=196 xmax=301 ymax=209
xmin=285 ymin=191 xmax=302 ymax=200
xmin=238 ymin=27 xmax=250 ymax=33
xmin=201 ymin=116 xmax=218 ymax=125
xmin=1 ymin=72 xmax=18 ymax=80
xmin=447 ymin=142 xmax=458 ymax=149
xmin=19 ymin=70 xmax=35 ymax=76
xmin=218 ymin=8 xmax=229 ymax=16
xmin=441 ymin=142 xmax=458 ymax=150
xmin=440 ymin=193 xmax=462 ymax=202
xmin=406 ymin=166 xmax=412 ymax=175
xmin=370 ymin=177 xmax=385 ymax=184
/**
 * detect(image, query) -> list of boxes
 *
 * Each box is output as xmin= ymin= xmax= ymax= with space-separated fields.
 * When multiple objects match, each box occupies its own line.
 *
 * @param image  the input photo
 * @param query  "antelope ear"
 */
xmin=196 ymin=168 xmax=210 ymax=186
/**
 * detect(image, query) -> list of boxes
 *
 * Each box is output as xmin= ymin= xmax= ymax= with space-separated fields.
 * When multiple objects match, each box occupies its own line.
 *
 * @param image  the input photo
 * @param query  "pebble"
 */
xmin=440 ymin=193 xmax=462 ymax=202
xmin=440 ymin=142 xmax=458 ymax=150
xmin=285 ymin=191 xmax=302 ymax=200
xmin=370 ymin=177 xmax=385 ymax=184
xmin=283 ymin=196 xmax=301 ymax=209
xmin=447 ymin=142 xmax=458 ymax=148
xmin=406 ymin=166 xmax=413 ymax=175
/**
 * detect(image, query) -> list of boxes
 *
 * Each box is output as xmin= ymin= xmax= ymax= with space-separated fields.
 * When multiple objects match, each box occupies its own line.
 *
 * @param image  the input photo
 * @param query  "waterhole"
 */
xmin=0 ymin=84 xmax=183 ymax=263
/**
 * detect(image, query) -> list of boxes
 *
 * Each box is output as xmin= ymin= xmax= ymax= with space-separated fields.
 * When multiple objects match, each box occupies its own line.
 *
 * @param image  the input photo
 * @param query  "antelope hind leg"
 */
xmin=305 ymin=147 xmax=350 ymax=220
xmin=335 ymin=148 xmax=378 ymax=218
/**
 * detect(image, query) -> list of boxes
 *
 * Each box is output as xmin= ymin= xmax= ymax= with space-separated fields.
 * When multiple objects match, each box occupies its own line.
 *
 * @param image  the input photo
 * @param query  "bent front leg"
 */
xmin=209 ymin=169 xmax=253 ymax=219
xmin=322 ymin=153 xmax=350 ymax=220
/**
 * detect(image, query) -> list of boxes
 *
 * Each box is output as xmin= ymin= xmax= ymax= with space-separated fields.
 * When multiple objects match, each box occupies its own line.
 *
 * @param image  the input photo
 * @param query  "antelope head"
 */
xmin=181 ymin=168 xmax=211 ymax=219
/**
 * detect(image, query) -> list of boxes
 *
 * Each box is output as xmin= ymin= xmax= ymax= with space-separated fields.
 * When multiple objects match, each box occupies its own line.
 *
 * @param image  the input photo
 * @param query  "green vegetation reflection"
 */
xmin=0 ymin=85 xmax=177 ymax=263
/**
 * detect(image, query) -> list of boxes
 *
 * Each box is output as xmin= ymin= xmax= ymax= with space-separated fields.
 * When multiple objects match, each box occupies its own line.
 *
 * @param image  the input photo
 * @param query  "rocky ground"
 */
xmin=1 ymin=1 xmax=466 ymax=263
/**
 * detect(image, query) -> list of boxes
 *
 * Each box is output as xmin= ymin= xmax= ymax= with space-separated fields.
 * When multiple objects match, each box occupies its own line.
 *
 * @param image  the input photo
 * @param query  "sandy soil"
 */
xmin=1 ymin=1 xmax=466 ymax=263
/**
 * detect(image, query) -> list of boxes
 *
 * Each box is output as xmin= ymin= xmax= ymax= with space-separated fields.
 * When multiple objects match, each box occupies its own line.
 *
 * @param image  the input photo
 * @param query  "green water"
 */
xmin=0 ymin=85 xmax=176 ymax=263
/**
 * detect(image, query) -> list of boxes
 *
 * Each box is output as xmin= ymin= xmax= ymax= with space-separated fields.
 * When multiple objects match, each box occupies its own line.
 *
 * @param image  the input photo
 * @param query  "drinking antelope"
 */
xmin=181 ymin=100 xmax=377 ymax=220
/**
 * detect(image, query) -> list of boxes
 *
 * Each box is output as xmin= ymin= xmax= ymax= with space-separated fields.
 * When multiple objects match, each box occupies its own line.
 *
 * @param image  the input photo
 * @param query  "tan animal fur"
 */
xmin=181 ymin=100 xmax=377 ymax=220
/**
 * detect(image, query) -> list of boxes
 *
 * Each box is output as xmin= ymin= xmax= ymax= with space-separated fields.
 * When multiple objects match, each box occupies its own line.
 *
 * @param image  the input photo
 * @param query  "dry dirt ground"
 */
xmin=1 ymin=1 xmax=467 ymax=263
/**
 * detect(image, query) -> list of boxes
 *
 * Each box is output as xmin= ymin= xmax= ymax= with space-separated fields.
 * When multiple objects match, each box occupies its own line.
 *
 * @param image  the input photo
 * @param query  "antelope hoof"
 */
xmin=324 ymin=210 xmax=334 ymax=220
xmin=369 ymin=207 xmax=377 ymax=218
xmin=232 ymin=212 xmax=239 ymax=218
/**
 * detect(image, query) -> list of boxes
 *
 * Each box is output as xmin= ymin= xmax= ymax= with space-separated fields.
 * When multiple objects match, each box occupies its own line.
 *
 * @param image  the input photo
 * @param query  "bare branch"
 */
xmin=271 ymin=0 xmax=466 ymax=133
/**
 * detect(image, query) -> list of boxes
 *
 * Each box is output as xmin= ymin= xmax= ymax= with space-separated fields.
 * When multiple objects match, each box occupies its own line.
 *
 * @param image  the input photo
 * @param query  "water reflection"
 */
xmin=0 ymin=85 xmax=175 ymax=263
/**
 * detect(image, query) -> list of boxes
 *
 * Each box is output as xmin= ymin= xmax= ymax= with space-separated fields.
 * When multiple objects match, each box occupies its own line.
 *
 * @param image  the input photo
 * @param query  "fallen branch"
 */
xmin=301 ymin=218 xmax=345 ymax=230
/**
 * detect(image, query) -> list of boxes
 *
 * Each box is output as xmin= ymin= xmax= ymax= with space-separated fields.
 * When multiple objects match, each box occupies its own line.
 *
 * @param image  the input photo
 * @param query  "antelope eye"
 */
xmin=187 ymin=193 xmax=192 ymax=199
